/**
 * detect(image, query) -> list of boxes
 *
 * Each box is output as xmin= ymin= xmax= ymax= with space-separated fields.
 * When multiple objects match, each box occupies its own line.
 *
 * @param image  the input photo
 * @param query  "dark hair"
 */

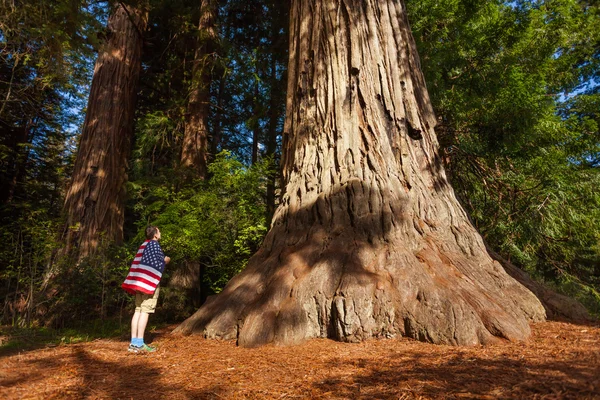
xmin=145 ymin=226 xmax=159 ymax=240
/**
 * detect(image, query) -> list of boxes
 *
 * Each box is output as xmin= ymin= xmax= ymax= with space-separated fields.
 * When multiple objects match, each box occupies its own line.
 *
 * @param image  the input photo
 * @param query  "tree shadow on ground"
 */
xmin=0 ymin=318 xmax=136 ymax=358
xmin=0 ymin=345 xmax=230 ymax=399
xmin=312 ymin=348 xmax=600 ymax=399
xmin=0 ymin=340 xmax=55 ymax=359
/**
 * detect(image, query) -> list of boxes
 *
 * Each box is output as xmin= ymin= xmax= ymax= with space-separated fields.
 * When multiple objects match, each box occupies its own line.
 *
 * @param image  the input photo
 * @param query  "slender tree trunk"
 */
xmin=176 ymin=0 xmax=545 ymax=346
xmin=251 ymin=79 xmax=260 ymax=165
xmin=63 ymin=2 xmax=147 ymax=259
xmin=210 ymin=72 xmax=226 ymax=158
xmin=180 ymin=0 xmax=217 ymax=178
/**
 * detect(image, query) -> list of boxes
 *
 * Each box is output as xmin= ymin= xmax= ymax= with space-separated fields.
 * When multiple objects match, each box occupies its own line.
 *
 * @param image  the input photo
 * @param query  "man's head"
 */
xmin=145 ymin=226 xmax=161 ymax=241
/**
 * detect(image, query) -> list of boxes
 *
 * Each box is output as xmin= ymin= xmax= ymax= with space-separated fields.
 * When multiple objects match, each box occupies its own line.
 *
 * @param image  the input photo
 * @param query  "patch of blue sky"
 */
xmin=558 ymin=78 xmax=599 ymax=102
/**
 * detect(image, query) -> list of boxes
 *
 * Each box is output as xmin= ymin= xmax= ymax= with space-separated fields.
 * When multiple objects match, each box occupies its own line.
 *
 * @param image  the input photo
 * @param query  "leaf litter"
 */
xmin=0 ymin=321 xmax=598 ymax=399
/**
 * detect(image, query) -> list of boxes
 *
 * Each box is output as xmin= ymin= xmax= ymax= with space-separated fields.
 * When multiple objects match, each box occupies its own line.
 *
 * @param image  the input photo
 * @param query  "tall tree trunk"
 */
xmin=175 ymin=0 xmax=545 ymax=346
xmin=180 ymin=0 xmax=217 ymax=178
xmin=63 ymin=2 xmax=147 ymax=259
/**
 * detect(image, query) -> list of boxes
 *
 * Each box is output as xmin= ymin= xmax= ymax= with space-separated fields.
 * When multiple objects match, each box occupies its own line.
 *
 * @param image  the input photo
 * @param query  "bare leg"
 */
xmin=131 ymin=310 xmax=141 ymax=341
xmin=136 ymin=311 xmax=150 ymax=342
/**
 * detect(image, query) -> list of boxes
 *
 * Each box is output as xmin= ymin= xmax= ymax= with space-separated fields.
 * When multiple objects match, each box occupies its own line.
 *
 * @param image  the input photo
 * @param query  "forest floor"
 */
xmin=0 ymin=321 xmax=599 ymax=399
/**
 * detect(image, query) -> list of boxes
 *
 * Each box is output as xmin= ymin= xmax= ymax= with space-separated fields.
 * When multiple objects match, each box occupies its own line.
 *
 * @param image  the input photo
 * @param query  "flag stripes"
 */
xmin=122 ymin=239 xmax=166 ymax=295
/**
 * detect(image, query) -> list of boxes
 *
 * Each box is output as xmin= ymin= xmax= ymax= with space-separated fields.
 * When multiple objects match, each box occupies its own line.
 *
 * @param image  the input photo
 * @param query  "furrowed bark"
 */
xmin=175 ymin=0 xmax=546 ymax=346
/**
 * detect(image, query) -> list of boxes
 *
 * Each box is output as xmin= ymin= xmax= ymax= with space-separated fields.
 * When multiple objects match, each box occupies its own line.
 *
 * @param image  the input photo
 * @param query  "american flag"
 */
xmin=122 ymin=240 xmax=166 ymax=295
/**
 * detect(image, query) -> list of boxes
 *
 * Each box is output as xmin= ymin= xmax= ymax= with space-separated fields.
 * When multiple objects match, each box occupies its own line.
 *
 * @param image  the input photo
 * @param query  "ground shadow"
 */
xmin=311 ymin=347 xmax=600 ymax=399
xmin=0 ymin=345 xmax=232 ymax=399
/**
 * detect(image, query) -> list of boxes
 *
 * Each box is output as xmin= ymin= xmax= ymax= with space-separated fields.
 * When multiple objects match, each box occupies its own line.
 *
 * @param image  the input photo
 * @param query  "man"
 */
xmin=122 ymin=226 xmax=170 ymax=353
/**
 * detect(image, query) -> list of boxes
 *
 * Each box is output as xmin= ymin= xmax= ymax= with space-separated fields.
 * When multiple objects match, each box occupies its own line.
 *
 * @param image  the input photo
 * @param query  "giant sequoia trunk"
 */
xmin=180 ymin=0 xmax=217 ymax=178
xmin=63 ymin=3 xmax=147 ymax=259
xmin=175 ymin=0 xmax=546 ymax=346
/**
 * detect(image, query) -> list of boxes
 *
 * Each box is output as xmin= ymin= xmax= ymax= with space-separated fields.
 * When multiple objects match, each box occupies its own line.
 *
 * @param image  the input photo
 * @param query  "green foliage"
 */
xmin=407 ymin=0 xmax=600 ymax=314
xmin=0 ymin=211 xmax=61 ymax=326
xmin=0 ymin=0 xmax=104 ymax=327
xmin=131 ymin=151 xmax=272 ymax=294
xmin=48 ymin=243 xmax=135 ymax=327
xmin=0 ymin=0 xmax=102 ymax=90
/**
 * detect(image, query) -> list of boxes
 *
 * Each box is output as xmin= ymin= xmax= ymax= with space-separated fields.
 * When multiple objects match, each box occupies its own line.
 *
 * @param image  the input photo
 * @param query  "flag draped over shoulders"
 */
xmin=122 ymin=240 xmax=166 ymax=295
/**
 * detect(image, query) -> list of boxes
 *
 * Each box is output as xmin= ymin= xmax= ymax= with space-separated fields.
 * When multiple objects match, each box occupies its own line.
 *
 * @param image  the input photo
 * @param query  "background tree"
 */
xmin=63 ymin=1 xmax=148 ymax=260
xmin=180 ymin=0 xmax=218 ymax=178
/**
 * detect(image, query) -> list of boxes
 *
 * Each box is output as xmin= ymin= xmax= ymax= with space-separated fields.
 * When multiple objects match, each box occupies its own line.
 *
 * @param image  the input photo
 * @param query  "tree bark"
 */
xmin=180 ymin=0 xmax=217 ymax=178
xmin=485 ymin=245 xmax=591 ymax=322
xmin=63 ymin=2 xmax=147 ymax=259
xmin=175 ymin=0 xmax=546 ymax=346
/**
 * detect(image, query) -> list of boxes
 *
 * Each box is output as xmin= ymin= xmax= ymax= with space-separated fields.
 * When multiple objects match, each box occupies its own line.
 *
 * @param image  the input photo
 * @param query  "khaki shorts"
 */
xmin=135 ymin=286 xmax=160 ymax=314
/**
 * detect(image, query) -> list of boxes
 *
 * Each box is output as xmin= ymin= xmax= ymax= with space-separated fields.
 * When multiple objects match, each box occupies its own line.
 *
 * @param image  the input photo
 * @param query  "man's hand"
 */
xmin=164 ymin=256 xmax=171 ymax=264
